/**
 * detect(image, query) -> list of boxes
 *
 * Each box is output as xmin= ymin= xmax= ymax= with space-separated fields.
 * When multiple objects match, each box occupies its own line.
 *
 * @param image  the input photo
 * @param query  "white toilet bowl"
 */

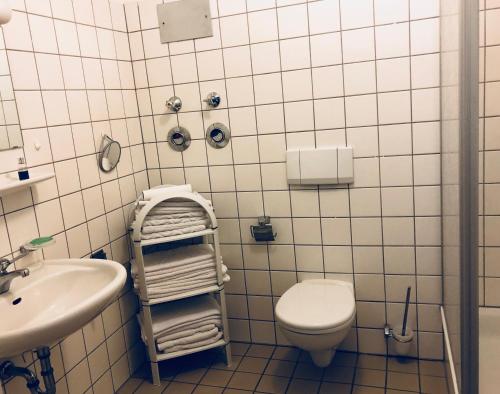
xmin=275 ymin=279 xmax=356 ymax=367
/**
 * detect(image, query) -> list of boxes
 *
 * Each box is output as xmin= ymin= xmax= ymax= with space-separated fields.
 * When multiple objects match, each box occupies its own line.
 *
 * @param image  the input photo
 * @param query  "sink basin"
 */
xmin=0 ymin=258 xmax=127 ymax=358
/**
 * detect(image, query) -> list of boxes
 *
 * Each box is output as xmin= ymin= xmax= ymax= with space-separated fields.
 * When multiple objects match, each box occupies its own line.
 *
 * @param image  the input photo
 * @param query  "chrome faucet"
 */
xmin=0 ymin=247 xmax=31 ymax=294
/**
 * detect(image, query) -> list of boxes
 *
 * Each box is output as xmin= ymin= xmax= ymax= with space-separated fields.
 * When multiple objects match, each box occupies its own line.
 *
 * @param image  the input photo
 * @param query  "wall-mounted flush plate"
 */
xmin=157 ymin=0 xmax=212 ymax=44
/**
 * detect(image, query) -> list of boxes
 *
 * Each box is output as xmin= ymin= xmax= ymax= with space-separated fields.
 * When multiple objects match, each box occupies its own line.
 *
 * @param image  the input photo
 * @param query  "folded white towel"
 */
xmin=143 ymin=214 xmax=208 ymax=227
xmin=142 ymin=219 xmax=210 ymax=234
xmin=156 ymin=323 xmax=217 ymax=343
xmin=132 ymin=258 xmax=215 ymax=278
xmin=157 ymin=318 xmax=222 ymax=338
xmin=150 ymin=295 xmax=220 ymax=335
xmin=146 ymin=277 xmax=217 ymax=294
xmin=141 ymin=185 xmax=193 ymax=201
xmin=142 ymin=245 xmax=215 ymax=273
xmin=161 ymin=331 xmax=223 ymax=353
xmin=141 ymin=266 xmax=216 ymax=284
xmin=157 ymin=326 xmax=220 ymax=351
xmin=145 ymin=270 xmax=217 ymax=287
xmin=141 ymin=224 xmax=208 ymax=240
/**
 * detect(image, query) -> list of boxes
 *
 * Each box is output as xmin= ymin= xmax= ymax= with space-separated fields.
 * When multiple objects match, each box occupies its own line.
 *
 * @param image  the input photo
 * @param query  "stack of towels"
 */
xmin=135 ymin=184 xmax=213 ymax=241
xmin=132 ymin=244 xmax=229 ymax=302
xmin=140 ymin=200 xmax=211 ymax=241
xmin=138 ymin=295 xmax=223 ymax=353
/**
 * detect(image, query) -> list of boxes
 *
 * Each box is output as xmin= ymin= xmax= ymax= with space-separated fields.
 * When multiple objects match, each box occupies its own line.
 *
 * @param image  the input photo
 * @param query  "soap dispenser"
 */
xmin=17 ymin=157 xmax=29 ymax=180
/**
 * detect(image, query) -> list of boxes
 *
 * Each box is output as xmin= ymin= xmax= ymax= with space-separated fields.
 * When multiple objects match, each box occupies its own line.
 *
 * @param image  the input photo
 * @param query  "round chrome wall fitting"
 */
xmin=203 ymin=92 xmax=221 ymax=108
xmin=206 ymin=122 xmax=231 ymax=149
xmin=166 ymin=96 xmax=182 ymax=112
xmin=167 ymin=126 xmax=191 ymax=152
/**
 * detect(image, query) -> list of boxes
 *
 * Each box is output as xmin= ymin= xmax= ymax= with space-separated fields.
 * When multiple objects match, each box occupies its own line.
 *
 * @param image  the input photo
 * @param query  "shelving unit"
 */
xmin=131 ymin=190 xmax=232 ymax=385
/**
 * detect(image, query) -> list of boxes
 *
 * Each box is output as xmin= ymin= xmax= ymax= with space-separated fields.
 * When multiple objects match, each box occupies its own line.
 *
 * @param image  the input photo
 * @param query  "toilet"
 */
xmin=275 ymin=279 xmax=356 ymax=368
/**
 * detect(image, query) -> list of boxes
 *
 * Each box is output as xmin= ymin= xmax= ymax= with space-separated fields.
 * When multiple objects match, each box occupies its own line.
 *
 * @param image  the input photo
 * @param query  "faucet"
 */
xmin=0 ymin=247 xmax=31 ymax=294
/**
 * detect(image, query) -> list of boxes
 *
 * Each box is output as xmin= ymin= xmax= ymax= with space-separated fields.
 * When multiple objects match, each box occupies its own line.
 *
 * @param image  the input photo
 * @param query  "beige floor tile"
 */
xmin=227 ymin=372 xmax=261 ymax=391
xmin=357 ymin=354 xmax=387 ymax=371
xmin=223 ymin=389 xmax=252 ymax=394
xmin=387 ymin=357 xmax=419 ymax=374
xmin=420 ymin=375 xmax=449 ymax=393
xmin=237 ymin=356 xmax=268 ymax=374
xmin=286 ymin=378 xmax=320 ymax=394
xmin=134 ymin=380 xmax=169 ymax=394
xmin=354 ymin=368 xmax=386 ymax=388
xmin=292 ymin=362 xmax=323 ymax=380
xmin=272 ymin=346 xmax=300 ymax=362
xmin=246 ymin=344 xmax=275 ymax=358
xmin=386 ymin=371 xmax=420 ymax=391
xmin=322 ymin=365 xmax=355 ymax=384
xmin=419 ymin=360 xmax=447 ymax=377
xmin=332 ymin=351 xmax=358 ymax=367
xmin=255 ymin=374 xmax=289 ymax=394
xmin=319 ymin=382 xmax=352 ymax=394
xmin=193 ymin=385 xmax=224 ymax=394
xmin=264 ymin=359 xmax=296 ymax=377
xmin=116 ymin=377 xmax=142 ymax=393
xmin=212 ymin=355 xmax=242 ymax=371
xmin=163 ymin=381 xmax=196 ymax=394
xmin=231 ymin=343 xmax=251 ymax=356
xmin=200 ymin=369 xmax=233 ymax=387
xmin=174 ymin=367 xmax=209 ymax=384
xmin=352 ymin=385 xmax=385 ymax=394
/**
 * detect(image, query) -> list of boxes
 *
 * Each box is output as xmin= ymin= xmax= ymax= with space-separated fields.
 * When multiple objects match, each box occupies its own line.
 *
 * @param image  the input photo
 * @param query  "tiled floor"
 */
xmin=118 ymin=343 xmax=449 ymax=394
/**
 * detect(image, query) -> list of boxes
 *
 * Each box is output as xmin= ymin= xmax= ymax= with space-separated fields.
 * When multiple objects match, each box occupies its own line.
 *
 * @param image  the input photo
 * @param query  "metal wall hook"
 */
xmin=203 ymin=92 xmax=221 ymax=108
xmin=166 ymin=96 xmax=182 ymax=112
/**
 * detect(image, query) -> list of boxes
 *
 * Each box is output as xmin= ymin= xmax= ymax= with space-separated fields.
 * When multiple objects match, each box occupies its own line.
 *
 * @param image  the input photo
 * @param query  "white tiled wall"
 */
xmin=126 ymin=0 xmax=443 ymax=359
xmin=479 ymin=0 xmax=500 ymax=308
xmin=0 ymin=0 xmax=147 ymax=392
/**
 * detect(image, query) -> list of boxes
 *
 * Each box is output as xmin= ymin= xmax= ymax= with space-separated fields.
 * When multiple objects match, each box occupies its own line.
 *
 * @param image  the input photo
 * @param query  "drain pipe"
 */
xmin=0 ymin=347 xmax=56 ymax=394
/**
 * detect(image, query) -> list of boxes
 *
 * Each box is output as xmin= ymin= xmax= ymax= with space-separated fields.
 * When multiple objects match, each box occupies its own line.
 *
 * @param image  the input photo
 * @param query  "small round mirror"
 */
xmin=168 ymin=126 xmax=191 ymax=152
xmin=206 ymin=123 xmax=230 ymax=149
xmin=98 ymin=135 xmax=121 ymax=172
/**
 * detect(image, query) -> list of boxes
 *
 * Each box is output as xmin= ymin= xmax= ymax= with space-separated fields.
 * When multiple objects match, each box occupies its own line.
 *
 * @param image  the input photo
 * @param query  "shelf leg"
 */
xmin=150 ymin=361 xmax=160 ymax=386
xmin=224 ymin=343 xmax=233 ymax=368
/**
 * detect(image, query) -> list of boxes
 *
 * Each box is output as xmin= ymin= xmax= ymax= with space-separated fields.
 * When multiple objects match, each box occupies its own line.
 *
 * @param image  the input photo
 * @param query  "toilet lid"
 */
xmin=275 ymin=280 xmax=355 ymax=332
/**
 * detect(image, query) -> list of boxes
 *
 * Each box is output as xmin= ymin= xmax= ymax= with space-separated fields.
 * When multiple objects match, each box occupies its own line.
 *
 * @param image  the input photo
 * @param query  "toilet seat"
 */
xmin=275 ymin=279 xmax=355 ymax=335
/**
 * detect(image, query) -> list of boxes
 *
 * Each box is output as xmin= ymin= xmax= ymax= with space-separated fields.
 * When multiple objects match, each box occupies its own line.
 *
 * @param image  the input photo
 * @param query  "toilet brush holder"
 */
xmin=391 ymin=325 xmax=414 ymax=356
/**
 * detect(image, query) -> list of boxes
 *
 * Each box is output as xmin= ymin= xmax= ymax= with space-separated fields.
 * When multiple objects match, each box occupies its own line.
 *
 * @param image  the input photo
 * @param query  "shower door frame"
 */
xmin=458 ymin=0 xmax=479 ymax=392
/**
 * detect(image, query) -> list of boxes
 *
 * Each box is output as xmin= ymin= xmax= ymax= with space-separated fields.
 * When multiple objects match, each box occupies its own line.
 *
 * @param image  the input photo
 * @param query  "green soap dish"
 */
xmin=23 ymin=236 xmax=55 ymax=251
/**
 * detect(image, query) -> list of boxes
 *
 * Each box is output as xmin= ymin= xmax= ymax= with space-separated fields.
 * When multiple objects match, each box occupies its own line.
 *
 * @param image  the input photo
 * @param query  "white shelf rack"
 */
xmin=131 ymin=190 xmax=232 ymax=385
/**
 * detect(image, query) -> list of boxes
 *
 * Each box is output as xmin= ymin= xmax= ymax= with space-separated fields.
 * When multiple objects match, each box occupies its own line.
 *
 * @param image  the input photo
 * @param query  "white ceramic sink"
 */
xmin=0 ymin=259 xmax=127 ymax=358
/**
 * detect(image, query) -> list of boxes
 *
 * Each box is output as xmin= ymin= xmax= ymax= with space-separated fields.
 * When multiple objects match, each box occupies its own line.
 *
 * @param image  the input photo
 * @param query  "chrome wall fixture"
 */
xmin=167 ymin=126 xmax=191 ymax=151
xmin=206 ymin=122 xmax=230 ymax=149
xmin=203 ymin=92 xmax=221 ymax=108
xmin=166 ymin=96 xmax=182 ymax=112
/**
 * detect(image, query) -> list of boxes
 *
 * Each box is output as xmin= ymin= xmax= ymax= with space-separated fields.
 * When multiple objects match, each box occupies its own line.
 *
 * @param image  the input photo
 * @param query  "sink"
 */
xmin=0 ymin=258 xmax=127 ymax=358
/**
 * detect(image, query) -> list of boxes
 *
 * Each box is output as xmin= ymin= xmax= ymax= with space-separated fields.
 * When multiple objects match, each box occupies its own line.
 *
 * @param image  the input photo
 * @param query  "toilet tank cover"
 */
xmin=275 ymin=280 xmax=355 ymax=332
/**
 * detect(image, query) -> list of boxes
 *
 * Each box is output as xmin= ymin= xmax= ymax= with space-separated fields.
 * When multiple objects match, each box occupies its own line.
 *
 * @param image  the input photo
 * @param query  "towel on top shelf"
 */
xmin=132 ymin=244 xmax=230 ymax=301
xmin=138 ymin=295 xmax=223 ymax=353
xmin=138 ymin=199 xmax=212 ymax=241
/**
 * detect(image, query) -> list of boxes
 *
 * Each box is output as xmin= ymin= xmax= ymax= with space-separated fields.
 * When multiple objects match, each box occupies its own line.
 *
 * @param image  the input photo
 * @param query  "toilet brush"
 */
xmin=401 ymin=286 xmax=411 ymax=336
